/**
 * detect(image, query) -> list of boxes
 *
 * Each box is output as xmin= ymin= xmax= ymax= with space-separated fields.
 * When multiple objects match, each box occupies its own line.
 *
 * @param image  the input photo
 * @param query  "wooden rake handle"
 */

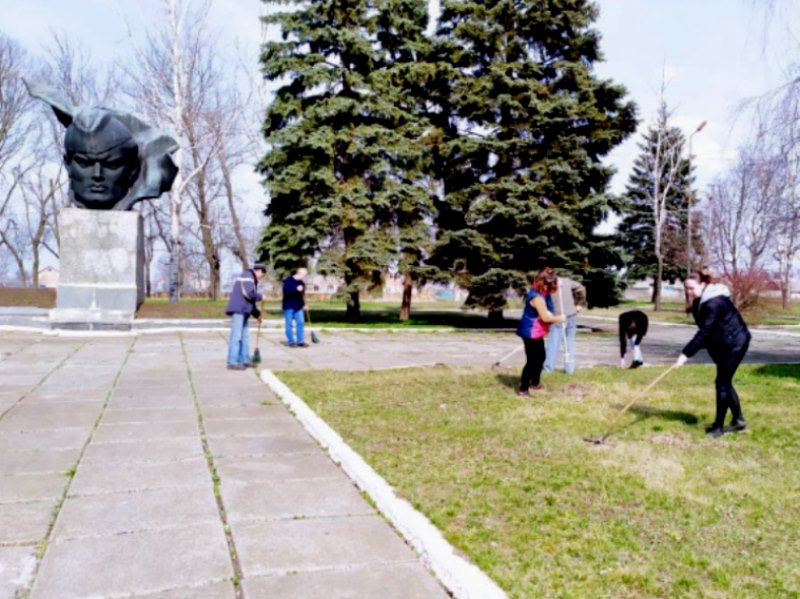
xmin=599 ymin=363 xmax=679 ymax=440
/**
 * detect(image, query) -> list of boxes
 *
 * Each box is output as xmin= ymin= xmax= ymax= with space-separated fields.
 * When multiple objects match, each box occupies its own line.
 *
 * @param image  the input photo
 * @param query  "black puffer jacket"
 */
xmin=682 ymin=285 xmax=750 ymax=358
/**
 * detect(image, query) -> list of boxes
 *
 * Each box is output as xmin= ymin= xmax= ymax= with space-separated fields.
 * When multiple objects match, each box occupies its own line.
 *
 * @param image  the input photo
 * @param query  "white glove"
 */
xmin=675 ymin=354 xmax=688 ymax=367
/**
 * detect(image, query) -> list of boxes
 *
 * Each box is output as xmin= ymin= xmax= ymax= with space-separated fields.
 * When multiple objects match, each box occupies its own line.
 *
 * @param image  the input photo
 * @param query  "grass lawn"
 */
xmin=136 ymin=298 xmax=519 ymax=329
xmin=588 ymin=299 xmax=800 ymax=327
xmin=278 ymin=364 xmax=800 ymax=598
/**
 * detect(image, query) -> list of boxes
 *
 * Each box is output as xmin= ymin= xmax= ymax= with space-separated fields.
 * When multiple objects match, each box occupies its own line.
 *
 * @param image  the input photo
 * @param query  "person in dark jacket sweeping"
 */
xmin=674 ymin=272 xmax=751 ymax=438
xmin=618 ymin=310 xmax=649 ymax=368
xmin=225 ymin=265 xmax=266 ymax=370
xmin=282 ymin=268 xmax=308 ymax=347
xmin=516 ymin=267 xmax=565 ymax=396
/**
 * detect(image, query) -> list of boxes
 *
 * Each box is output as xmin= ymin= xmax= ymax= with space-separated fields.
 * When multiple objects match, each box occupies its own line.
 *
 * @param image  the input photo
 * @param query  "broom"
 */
xmin=305 ymin=305 xmax=320 ymax=344
xmin=251 ymin=302 xmax=264 ymax=365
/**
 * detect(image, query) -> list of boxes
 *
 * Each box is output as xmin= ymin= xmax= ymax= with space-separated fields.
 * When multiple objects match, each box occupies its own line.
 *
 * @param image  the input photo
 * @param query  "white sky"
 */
xmin=2 ymin=0 xmax=799 ymax=217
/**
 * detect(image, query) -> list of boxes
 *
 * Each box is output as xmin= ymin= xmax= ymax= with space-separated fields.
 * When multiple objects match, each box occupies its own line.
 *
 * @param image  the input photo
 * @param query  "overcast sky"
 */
xmin=3 ymin=0 xmax=799 ymax=204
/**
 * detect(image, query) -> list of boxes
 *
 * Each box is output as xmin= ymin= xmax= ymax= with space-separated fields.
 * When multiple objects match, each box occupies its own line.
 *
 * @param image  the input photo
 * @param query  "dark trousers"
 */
xmin=710 ymin=339 xmax=750 ymax=427
xmin=520 ymin=337 xmax=546 ymax=391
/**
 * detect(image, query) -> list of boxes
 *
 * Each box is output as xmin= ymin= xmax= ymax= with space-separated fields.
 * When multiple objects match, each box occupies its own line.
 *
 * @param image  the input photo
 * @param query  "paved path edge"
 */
xmin=260 ymin=369 xmax=508 ymax=599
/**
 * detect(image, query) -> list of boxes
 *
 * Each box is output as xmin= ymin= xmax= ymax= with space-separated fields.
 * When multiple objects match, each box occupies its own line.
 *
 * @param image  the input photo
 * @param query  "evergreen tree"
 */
xmin=258 ymin=0 xmax=431 ymax=322
xmin=617 ymin=104 xmax=704 ymax=308
xmin=617 ymin=123 xmax=694 ymax=299
xmin=428 ymin=0 xmax=637 ymax=316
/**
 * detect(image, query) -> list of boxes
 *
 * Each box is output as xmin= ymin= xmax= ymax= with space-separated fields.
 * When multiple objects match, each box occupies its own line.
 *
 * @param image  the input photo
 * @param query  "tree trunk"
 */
xmin=220 ymin=148 xmax=249 ymax=269
xmin=653 ymin=255 xmax=663 ymax=311
xmin=346 ymin=290 xmax=360 ymax=323
xmin=488 ymin=308 xmax=504 ymax=324
xmin=399 ymin=272 xmax=413 ymax=321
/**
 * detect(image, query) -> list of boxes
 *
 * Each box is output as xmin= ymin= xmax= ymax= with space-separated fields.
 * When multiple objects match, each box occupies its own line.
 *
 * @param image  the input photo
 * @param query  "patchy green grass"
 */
xmin=0 ymin=286 xmax=55 ymax=308
xmin=589 ymin=299 xmax=800 ymax=328
xmin=278 ymin=364 xmax=800 ymax=598
xmin=137 ymin=298 xmax=518 ymax=329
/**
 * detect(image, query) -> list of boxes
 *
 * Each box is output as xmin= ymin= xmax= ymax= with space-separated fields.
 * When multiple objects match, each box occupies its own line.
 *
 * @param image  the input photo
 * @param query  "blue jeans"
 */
xmin=284 ymin=309 xmax=305 ymax=345
xmin=543 ymin=314 xmax=577 ymax=374
xmin=227 ymin=313 xmax=250 ymax=366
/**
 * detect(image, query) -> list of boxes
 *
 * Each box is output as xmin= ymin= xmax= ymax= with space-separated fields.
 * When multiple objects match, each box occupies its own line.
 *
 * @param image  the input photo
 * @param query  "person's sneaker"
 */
xmin=529 ymin=384 xmax=543 ymax=391
xmin=227 ymin=364 xmax=246 ymax=371
xmin=705 ymin=426 xmax=725 ymax=438
xmin=287 ymin=342 xmax=297 ymax=348
xmin=729 ymin=418 xmax=747 ymax=432
xmin=516 ymin=389 xmax=530 ymax=398
xmin=629 ymin=361 xmax=643 ymax=369
xmin=242 ymin=362 xmax=254 ymax=368
xmin=297 ymin=343 xmax=310 ymax=348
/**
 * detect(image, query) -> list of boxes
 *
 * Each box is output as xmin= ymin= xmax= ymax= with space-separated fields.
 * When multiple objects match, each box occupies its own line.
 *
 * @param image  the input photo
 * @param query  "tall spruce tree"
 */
xmin=617 ymin=122 xmax=696 ymax=301
xmin=429 ymin=0 xmax=637 ymax=316
xmin=258 ymin=0 xmax=431 ymax=322
xmin=375 ymin=0 xmax=436 ymax=321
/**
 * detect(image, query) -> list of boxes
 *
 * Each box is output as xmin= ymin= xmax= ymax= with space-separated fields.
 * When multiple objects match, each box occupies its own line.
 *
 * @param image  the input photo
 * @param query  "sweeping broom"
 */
xmin=305 ymin=305 xmax=320 ymax=344
xmin=251 ymin=302 xmax=264 ymax=365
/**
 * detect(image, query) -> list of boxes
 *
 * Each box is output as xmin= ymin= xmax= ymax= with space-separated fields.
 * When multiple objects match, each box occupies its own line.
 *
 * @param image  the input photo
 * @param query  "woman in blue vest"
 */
xmin=517 ymin=267 xmax=565 ymax=396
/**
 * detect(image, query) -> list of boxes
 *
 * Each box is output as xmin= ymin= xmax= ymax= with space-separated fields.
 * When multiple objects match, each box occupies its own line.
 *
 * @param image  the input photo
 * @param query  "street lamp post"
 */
xmin=686 ymin=121 xmax=707 ymax=280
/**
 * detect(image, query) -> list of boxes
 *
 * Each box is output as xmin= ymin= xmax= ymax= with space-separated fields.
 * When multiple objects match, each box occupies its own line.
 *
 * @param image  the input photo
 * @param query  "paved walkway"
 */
xmin=1 ymin=321 xmax=797 ymax=598
xmin=0 ymin=332 xmax=448 ymax=598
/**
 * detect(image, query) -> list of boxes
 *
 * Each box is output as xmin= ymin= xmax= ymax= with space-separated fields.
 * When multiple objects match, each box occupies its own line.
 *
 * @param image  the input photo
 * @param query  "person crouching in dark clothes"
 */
xmin=674 ymin=272 xmax=751 ymax=438
xmin=618 ymin=310 xmax=649 ymax=369
xmin=516 ymin=267 xmax=565 ymax=396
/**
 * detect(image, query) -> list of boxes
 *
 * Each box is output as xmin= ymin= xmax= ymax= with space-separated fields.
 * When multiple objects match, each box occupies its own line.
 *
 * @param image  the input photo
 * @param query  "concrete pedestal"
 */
xmin=51 ymin=208 xmax=144 ymax=331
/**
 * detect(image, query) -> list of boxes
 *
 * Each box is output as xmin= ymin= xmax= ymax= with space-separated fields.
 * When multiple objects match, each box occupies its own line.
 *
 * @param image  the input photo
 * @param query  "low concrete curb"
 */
xmin=260 ymin=369 xmax=508 ymax=599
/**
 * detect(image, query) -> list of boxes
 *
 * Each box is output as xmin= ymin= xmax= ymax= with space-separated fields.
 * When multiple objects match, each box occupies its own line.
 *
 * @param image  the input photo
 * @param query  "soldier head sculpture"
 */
xmin=25 ymin=81 xmax=179 ymax=210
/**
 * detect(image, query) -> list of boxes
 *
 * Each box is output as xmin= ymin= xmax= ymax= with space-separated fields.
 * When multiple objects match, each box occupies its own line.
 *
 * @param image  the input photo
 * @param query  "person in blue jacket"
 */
xmin=282 ymin=267 xmax=308 ymax=347
xmin=225 ymin=264 xmax=266 ymax=370
xmin=675 ymin=272 xmax=751 ymax=438
xmin=516 ymin=267 xmax=565 ymax=396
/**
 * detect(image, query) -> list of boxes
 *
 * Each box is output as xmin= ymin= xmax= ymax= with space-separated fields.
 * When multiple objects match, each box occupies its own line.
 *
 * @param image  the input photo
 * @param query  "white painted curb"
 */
xmin=260 ymin=369 xmax=508 ymax=599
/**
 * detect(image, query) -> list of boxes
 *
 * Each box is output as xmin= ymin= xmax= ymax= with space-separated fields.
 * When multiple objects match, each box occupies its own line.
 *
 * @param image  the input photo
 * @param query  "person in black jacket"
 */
xmin=675 ymin=272 xmax=751 ymax=438
xmin=618 ymin=310 xmax=649 ymax=368
xmin=282 ymin=267 xmax=308 ymax=347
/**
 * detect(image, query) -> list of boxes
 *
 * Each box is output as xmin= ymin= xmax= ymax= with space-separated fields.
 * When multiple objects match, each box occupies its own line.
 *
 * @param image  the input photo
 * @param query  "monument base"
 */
xmin=52 ymin=208 xmax=144 ymax=331
xmin=49 ymin=308 xmax=134 ymax=331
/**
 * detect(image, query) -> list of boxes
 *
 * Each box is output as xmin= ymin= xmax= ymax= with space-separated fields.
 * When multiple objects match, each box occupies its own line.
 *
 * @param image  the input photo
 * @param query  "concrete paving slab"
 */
xmin=222 ymin=477 xmax=373 ymax=522
xmin=101 ymin=407 xmax=197 ymax=424
xmin=69 ymin=457 xmax=211 ymax=495
xmin=0 ymin=473 xmax=67 ymax=503
xmin=81 ymin=437 xmax=204 ymax=465
xmin=54 ymin=487 xmax=220 ymax=539
xmin=107 ymin=393 xmax=192 ymax=409
xmin=126 ymin=580 xmax=236 ymax=599
xmin=0 ymin=545 xmax=37 ymax=599
xmin=232 ymin=515 xmax=419 ymax=577
xmin=32 ymin=523 xmax=233 ymax=599
xmin=201 ymin=405 xmax=282 ymax=420
xmin=206 ymin=433 xmax=318 ymax=459
xmin=92 ymin=420 xmax=199 ymax=443
xmin=202 ymin=415 xmax=300 ymax=437
xmin=0 ymin=428 xmax=90 ymax=452
xmin=243 ymin=562 xmax=449 ymax=598
xmin=194 ymin=391 xmax=268 ymax=407
xmin=1 ymin=403 xmax=101 ymax=430
xmin=0 ymin=500 xmax=53 ymax=544
xmin=215 ymin=454 xmax=348 ymax=484
xmin=0 ymin=448 xmax=81 ymax=476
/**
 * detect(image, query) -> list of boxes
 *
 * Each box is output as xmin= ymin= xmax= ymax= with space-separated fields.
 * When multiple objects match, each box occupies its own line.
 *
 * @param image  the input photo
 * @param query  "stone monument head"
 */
xmin=25 ymin=81 xmax=179 ymax=211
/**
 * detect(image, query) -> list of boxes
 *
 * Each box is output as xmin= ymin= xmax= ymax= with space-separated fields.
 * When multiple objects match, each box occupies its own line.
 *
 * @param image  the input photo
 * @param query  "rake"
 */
xmin=584 ymin=363 xmax=678 ymax=445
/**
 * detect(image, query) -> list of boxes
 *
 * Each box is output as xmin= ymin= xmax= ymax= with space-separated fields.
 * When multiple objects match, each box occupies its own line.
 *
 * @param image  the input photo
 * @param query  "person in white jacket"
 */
xmin=543 ymin=276 xmax=586 ymax=374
